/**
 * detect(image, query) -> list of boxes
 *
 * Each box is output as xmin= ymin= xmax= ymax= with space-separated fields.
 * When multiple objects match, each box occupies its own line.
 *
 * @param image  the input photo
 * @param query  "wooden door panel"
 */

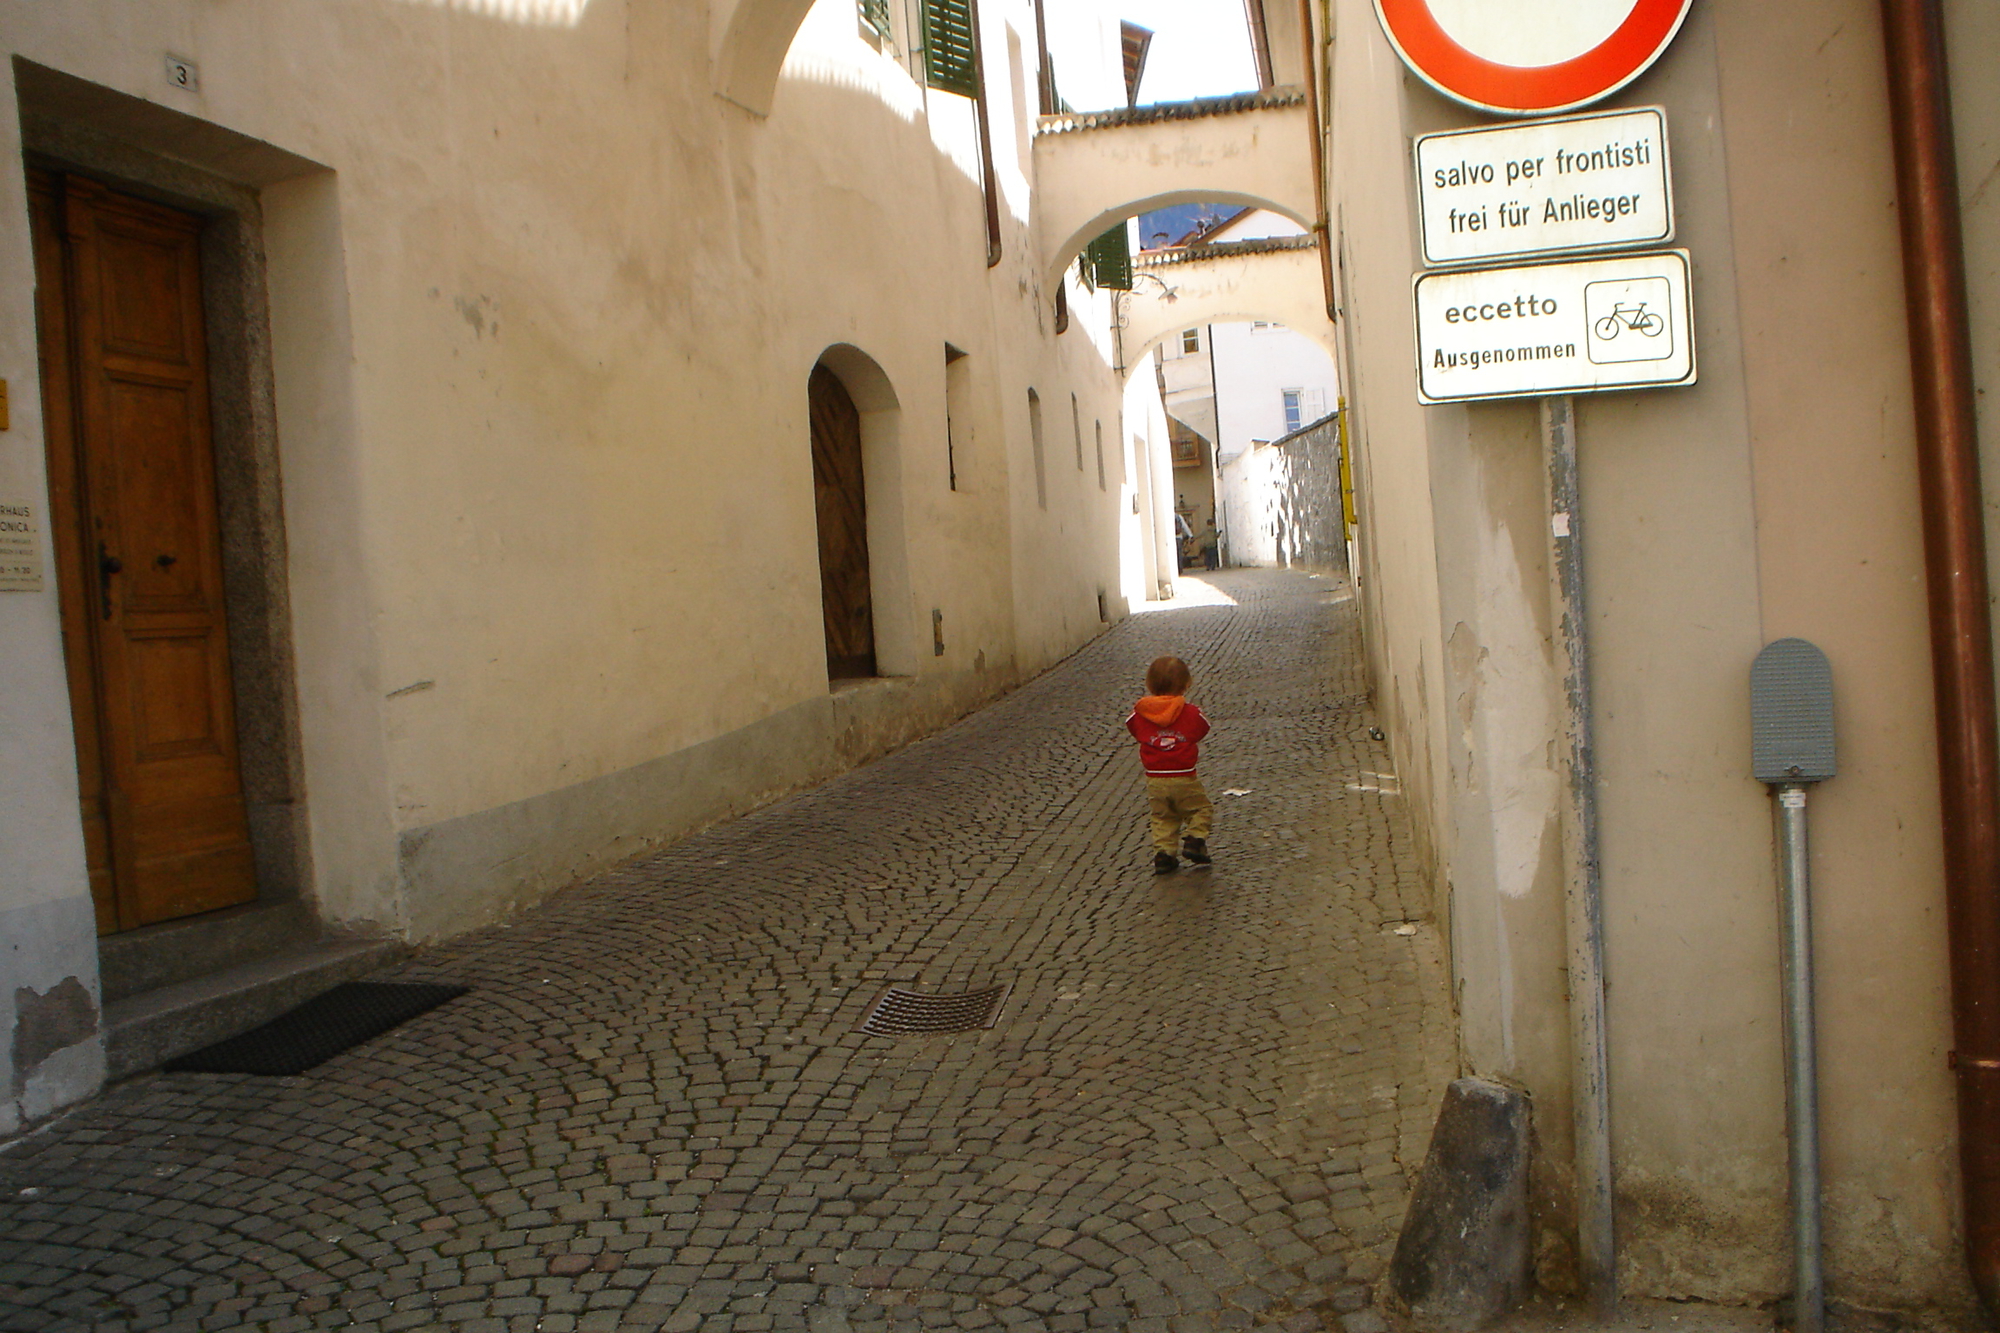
xmin=28 ymin=171 xmax=119 ymax=935
xmin=809 ymin=365 xmax=875 ymax=678
xmin=125 ymin=631 xmax=223 ymax=758
xmin=130 ymin=794 xmax=256 ymax=866
xmin=94 ymin=215 xmax=201 ymax=363
xmin=46 ymin=173 xmax=257 ymax=931
xmin=105 ymin=374 xmax=216 ymax=615
xmin=130 ymin=838 xmax=258 ymax=927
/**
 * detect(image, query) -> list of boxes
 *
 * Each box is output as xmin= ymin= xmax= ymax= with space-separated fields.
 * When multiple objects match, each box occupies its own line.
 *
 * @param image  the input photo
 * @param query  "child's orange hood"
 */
xmin=1135 ymin=695 xmax=1186 ymax=725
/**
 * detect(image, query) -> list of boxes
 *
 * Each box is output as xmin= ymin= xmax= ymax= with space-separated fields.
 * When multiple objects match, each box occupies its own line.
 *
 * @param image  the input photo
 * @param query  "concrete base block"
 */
xmin=1389 ymin=1077 xmax=1533 ymax=1331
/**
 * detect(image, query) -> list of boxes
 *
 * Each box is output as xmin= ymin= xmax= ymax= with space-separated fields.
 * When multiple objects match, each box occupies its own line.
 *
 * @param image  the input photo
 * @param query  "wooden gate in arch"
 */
xmin=809 ymin=363 xmax=876 ymax=679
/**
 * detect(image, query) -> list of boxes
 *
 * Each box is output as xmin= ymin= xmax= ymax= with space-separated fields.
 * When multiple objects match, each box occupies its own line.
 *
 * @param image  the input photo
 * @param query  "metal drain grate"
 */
xmin=860 ymin=984 xmax=1012 ymax=1036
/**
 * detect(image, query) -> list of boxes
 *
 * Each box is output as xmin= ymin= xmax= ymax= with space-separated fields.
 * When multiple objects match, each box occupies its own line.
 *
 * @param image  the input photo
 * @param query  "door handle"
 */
xmin=98 ymin=545 xmax=122 ymax=618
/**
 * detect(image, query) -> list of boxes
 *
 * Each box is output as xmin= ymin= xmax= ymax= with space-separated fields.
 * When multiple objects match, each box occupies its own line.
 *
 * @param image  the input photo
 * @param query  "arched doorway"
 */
xmin=809 ymin=363 xmax=876 ymax=680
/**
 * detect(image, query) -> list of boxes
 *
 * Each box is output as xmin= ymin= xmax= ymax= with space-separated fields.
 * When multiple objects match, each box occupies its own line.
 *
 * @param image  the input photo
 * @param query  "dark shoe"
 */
xmin=1153 ymin=852 xmax=1179 ymax=875
xmin=1182 ymin=837 xmax=1211 ymax=865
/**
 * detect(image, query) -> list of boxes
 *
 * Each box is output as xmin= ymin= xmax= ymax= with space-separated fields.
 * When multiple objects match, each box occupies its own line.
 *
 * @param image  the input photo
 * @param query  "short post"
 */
xmin=1750 ymin=638 xmax=1837 ymax=1333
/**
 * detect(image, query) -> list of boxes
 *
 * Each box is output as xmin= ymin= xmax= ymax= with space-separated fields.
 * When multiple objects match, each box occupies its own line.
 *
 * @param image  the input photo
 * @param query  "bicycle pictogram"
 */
xmin=1592 ymin=302 xmax=1664 ymax=340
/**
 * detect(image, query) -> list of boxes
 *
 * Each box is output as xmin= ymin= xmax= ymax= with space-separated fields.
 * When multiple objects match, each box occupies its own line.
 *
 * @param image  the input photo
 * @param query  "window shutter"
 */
xmin=859 ymin=0 xmax=891 ymax=41
xmin=922 ymin=0 xmax=980 ymax=97
xmin=1083 ymin=223 xmax=1132 ymax=292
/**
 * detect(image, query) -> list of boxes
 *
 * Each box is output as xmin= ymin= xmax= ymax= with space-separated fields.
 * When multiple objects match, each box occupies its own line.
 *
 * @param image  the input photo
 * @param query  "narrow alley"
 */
xmin=0 ymin=570 xmax=1456 ymax=1333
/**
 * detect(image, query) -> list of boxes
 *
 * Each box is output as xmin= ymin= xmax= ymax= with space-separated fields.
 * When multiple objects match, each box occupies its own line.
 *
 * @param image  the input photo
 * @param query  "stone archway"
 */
xmin=807 ymin=345 xmax=919 ymax=678
xmin=711 ymin=0 xmax=820 ymax=115
xmin=1031 ymin=91 xmax=1315 ymax=286
xmin=1119 ymin=239 xmax=1338 ymax=376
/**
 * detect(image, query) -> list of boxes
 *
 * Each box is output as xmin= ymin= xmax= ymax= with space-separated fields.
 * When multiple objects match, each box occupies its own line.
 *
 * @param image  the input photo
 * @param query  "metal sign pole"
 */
xmin=1751 ymin=638 xmax=1836 ymax=1333
xmin=1775 ymin=783 xmax=1825 ymax=1333
xmin=1406 ymin=99 xmax=1694 ymax=1325
xmin=1541 ymin=393 xmax=1617 ymax=1317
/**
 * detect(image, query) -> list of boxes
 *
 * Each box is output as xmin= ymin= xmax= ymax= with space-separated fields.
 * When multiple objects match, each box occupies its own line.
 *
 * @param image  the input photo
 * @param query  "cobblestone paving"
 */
xmin=0 ymin=569 xmax=1456 ymax=1333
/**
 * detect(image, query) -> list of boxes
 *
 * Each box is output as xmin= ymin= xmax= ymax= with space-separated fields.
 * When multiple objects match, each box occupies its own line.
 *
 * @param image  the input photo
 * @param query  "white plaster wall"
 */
xmin=1209 ymin=319 xmax=1337 ymax=568
xmin=1325 ymin=0 xmax=1971 ymax=1310
xmin=1217 ymin=441 xmax=1279 ymax=567
xmin=1120 ymin=354 xmax=1172 ymax=608
xmin=1708 ymin=1 xmax=1963 ymax=1306
xmin=1211 ymin=320 xmax=1336 ymax=447
xmin=1325 ymin=0 xmax=1452 ymax=923
xmin=0 ymin=68 xmax=104 ymax=1134
xmin=0 ymin=0 xmax=1137 ymax=1120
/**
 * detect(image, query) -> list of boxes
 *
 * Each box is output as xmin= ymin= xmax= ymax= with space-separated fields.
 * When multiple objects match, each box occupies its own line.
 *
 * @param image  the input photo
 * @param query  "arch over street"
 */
xmin=1120 ymin=238 xmax=1337 ymax=373
xmin=712 ymin=0 xmax=818 ymax=115
xmin=1033 ymin=90 xmax=1315 ymax=287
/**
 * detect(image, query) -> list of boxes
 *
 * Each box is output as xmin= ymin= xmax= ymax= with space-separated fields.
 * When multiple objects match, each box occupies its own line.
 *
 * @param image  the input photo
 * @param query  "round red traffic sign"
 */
xmin=1374 ymin=0 xmax=1694 ymax=116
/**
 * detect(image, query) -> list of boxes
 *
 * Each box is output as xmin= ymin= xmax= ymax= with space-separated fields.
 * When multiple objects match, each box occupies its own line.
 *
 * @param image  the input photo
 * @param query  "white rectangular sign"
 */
xmin=1414 ymin=250 xmax=1696 ymax=403
xmin=1416 ymin=107 xmax=1672 ymax=266
xmin=0 ymin=495 xmax=45 ymax=592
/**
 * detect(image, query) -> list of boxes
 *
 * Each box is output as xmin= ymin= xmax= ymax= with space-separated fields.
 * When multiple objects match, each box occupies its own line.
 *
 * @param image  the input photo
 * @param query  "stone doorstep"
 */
xmin=101 ymin=936 xmax=409 ymax=1081
xmin=97 ymin=900 xmax=320 ymax=1003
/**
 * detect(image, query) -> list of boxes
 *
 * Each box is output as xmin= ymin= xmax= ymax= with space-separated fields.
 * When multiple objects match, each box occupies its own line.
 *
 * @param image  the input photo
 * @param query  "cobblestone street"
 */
xmin=0 ymin=569 xmax=1457 ymax=1333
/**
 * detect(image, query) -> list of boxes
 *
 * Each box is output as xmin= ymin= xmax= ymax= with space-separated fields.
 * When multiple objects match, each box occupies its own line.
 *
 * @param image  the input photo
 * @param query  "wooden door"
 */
xmin=809 ymin=365 xmax=876 ymax=679
xmin=29 ymin=170 xmax=258 ymax=934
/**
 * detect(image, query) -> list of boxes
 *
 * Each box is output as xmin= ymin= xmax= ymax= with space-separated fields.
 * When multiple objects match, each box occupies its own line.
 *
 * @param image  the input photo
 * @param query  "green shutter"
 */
xmin=1083 ymin=223 xmax=1132 ymax=291
xmin=859 ymin=0 xmax=891 ymax=40
xmin=922 ymin=0 xmax=979 ymax=97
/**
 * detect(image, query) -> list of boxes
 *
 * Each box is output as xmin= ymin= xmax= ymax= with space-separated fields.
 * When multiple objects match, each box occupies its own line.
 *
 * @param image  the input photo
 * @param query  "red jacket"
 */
xmin=1127 ymin=695 xmax=1210 ymax=776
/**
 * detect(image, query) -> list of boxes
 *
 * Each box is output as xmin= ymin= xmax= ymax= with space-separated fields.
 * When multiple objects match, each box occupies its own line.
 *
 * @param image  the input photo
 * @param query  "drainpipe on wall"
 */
xmin=1206 ymin=322 xmax=1224 ymax=518
xmin=1297 ymin=0 xmax=1337 ymax=325
xmin=1033 ymin=0 xmax=1066 ymax=330
xmin=1206 ymin=326 xmax=1226 ymax=565
xmin=970 ymin=0 xmax=1003 ymax=269
xmin=1877 ymin=0 xmax=2000 ymax=1318
xmin=1031 ymin=0 xmax=1055 ymax=114
xmin=1153 ymin=356 xmax=1181 ymax=597
xmin=1241 ymin=0 xmax=1276 ymax=90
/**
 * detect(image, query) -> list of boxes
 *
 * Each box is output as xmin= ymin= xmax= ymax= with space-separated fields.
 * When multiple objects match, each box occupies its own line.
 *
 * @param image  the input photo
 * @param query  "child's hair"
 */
xmin=1146 ymin=656 xmax=1192 ymax=696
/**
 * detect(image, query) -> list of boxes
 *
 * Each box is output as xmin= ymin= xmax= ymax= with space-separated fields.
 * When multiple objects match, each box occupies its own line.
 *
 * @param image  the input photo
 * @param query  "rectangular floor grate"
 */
xmin=164 ymin=981 xmax=468 ymax=1076
xmin=860 ymin=984 xmax=1011 ymax=1035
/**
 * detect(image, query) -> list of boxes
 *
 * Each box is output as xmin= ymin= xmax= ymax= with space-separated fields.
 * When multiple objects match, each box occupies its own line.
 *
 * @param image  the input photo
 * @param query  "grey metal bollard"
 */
xmin=1750 ymin=637 xmax=1837 ymax=1333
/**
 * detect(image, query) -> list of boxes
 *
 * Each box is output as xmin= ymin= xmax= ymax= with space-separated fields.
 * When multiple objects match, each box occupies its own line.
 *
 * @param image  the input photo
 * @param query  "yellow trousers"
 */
xmin=1145 ymin=775 xmax=1213 ymax=854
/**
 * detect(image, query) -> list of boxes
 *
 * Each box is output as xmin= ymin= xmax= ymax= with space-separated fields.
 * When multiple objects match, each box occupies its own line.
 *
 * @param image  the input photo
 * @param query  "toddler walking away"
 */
xmin=1127 ymin=655 xmax=1213 ymax=875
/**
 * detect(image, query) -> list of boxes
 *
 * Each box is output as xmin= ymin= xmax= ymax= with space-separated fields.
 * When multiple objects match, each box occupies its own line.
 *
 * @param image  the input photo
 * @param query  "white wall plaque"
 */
xmin=1417 ymin=108 xmax=1672 ymax=266
xmin=165 ymin=54 xmax=200 ymax=93
xmin=1414 ymin=250 xmax=1695 ymax=403
xmin=0 ymin=496 xmax=46 ymax=592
